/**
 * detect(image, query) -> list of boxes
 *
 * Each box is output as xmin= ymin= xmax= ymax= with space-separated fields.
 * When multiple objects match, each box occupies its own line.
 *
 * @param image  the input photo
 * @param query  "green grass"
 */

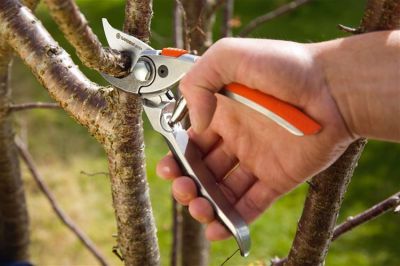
xmin=9 ymin=0 xmax=400 ymax=265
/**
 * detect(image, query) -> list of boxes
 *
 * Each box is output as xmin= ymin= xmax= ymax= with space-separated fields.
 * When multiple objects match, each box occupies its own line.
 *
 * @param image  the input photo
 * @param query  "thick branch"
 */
xmin=102 ymin=1 xmax=160 ymax=265
xmin=44 ymin=0 xmax=131 ymax=77
xmin=15 ymin=138 xmax=109 ymax=266
xmin=238 ymin=0 xmax=313 ymax=37
xmin=333 ymin=191 xmax=400 ymax=240
xmin=0 ymin=0 xmax=114 ymax=142
xmin=0 ymin=54 xmax=29 ymax=263
xmin=284 ymin=139 xmax=367 ymax=266
xmin=9 ymin=102 xmax=60 ymax=112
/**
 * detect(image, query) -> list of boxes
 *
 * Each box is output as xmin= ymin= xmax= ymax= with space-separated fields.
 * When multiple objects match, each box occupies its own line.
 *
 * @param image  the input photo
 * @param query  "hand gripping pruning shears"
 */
xmin=100 ymin=19 xmax=322 ymax=257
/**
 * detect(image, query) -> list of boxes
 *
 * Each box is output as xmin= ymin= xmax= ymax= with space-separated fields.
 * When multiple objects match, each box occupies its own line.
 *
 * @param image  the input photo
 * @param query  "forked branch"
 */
xmin=15 ymin=138 xmax=109 ymax=266
xmin=238 ymin=0 xmax=313 ymax=37
xmin=44 ymin=0 xmax=131 ymax=77
xmin=0 ymin=0 xmax=114 ymax=142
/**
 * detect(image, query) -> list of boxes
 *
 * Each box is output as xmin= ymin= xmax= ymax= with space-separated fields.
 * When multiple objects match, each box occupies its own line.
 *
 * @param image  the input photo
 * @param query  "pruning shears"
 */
xmin=100 ymin=19 xmax=322 ymax=257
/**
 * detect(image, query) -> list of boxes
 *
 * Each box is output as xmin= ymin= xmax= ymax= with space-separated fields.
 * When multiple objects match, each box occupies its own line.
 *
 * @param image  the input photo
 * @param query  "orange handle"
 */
xmin=224 ymin=83 xmax=321 ymax=136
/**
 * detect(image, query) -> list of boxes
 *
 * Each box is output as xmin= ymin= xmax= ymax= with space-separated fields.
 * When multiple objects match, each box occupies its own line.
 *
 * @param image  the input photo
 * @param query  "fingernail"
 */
xmin=156 ymin=165 xmax=170 ymax=178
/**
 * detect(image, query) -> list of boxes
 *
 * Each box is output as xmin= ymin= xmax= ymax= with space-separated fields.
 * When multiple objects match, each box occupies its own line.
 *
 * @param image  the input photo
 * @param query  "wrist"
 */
xmin=306 ymin=39 xmax=359 ymax=139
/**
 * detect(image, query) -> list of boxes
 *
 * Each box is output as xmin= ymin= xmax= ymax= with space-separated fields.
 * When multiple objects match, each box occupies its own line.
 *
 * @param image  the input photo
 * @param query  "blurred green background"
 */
xmin=10 ymin=0 xmax=399 ymax=265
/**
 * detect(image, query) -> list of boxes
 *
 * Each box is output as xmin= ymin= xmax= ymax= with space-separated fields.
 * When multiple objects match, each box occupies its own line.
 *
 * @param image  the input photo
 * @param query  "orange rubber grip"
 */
xmin=224 ymin=83 xmax=321 ymax=135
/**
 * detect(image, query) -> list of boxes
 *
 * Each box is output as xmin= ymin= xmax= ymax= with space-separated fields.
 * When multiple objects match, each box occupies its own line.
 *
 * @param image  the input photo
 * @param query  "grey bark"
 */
xmin=44 ymin=0 xmax=131 ymax=77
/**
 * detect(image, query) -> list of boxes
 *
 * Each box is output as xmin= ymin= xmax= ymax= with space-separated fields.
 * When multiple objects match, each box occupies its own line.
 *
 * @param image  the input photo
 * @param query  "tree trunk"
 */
xmin=104 ymin=1 xmax=160 ymax=265
xmin=0 ymin=49 xmax=29 ymax=262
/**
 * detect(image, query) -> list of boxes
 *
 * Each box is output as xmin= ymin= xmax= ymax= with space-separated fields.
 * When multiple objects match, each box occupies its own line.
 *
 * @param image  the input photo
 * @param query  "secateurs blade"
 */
xmin=100 ymin=18 xmax=322 ymax=257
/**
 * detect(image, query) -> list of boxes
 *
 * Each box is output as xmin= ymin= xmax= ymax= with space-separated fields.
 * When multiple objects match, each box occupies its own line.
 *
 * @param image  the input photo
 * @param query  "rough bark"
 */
xmin=103 ymin=1 xmax=160 ymax=265
xmin=44 ymin=0 xmax=131 ymax=77
xmin=282 ymin=1 xmax=400 ymax=265
xmin=0 ymin=51 xmax=30 ymax=263
xmin=0 ymin=0 xmax=114 ymax=143
xmin=284 ymin=140 xmax=367 ymax=266
xmin=123 ymin=0 xmax=153 ymax=42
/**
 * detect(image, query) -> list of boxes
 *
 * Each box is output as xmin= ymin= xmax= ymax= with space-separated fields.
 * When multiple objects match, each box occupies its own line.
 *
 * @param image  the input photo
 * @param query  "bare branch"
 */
xmin=15 ymin=137 xmax=109 ymax=266
xmin=0 ymin=0 xmax=114 ymax=141
xmin=173 ymin=0 xmax=184 ymax=49
xmin=337 ymin=24 xmax=362 ymax=34
xmin=99 ymin=1 xmax=160 ymax=265
xmin=333 ymin=191 xmax=400 ymax=240
xmin=0 ymin=52 xmax=30 ymax=262
xmin=360 ymin=0 xmax=386 ymax=32
xmin=9 ymin=102 xmax=60 ymax=112
xmin=123 ymin=0 xmax=153 ymax=42
xmin=207 ymin=0 xmax=227 ymax=19
xmin=221 ymin=0 xmax=234 ymax=37
xmin=273 ymin=191 xmax=400 ymax=265
xmin=238 ymin=0 xmax=313 ymax=37
xmin=80 ymin=170 xmax=109 ymax=177
xmin=285 ymin=139 xmax=367 ymax=266
xmin=43 ymin=0 xmax=131 ymax=77
xmin=176 ymin=0 xmax=190 ymax=51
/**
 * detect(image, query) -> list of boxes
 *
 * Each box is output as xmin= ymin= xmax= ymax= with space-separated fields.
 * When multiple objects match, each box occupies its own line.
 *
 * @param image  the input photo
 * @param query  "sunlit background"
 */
xmin=11 ymin=0 xmax=400 ymax=265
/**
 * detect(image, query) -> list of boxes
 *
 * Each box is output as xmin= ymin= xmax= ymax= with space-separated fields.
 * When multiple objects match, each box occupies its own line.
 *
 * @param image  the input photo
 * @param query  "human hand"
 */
xmin=157 ymin=38 xmax=355 ymax=241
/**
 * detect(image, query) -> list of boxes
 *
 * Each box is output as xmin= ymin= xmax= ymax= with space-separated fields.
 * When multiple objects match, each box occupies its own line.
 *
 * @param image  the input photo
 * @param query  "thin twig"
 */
xmin=207 ymin=0 xmax=227 ymax=19
xmin=333 ymin=191 xmax=400 ymax=240
xmin=337 ymin=24 xmax=361 ymax=34
xmin=15 ymin=137 xmax=109 ymax=266
xmin=238 ymin=0 xmax=313 ymax=37
xmin=221 ymin=0 xmax=234 ymax=37
xmin=80 ymin=170 xmax=109 ymax=177
xmin=272 ymin=191 xmax=400 ymax=265
xmin=173 ymin=0 xmax=183 ymax=49
xmin=9 ymin=102 xmax=60 ymax=112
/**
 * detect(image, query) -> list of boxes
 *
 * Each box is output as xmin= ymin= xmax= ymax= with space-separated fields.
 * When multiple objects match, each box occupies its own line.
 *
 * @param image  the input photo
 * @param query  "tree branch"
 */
xmin=333 ymin=191 xmax=400 ymax=240
xmin=238 ymin=0 xmax=313 ymax=37
xmin=0 ymin=51 xmax=30 ymax=263
xmin=375 ymin=0 xmax=400 ymax=30
xmin=9 ymin=102 xmax=60 ymax=112
xmin=0 ymin=0 xmax=114 ymax=142
xmin=284 ymin=139 xmax=367 ymax=266
xmin=123 ymin=0 xmax=153 ymax=42
xmin=15 ymin=138 xmax=109 ymax=266
xmin=221 ymin=0 xmax=234 ymax=37
xmin=273 ymin=191 xmax=400 ymax=265
xmin=101 ymin=1 xmax=160 ymax=265
xmin=43 ymin=0 xmax=131 ymax=77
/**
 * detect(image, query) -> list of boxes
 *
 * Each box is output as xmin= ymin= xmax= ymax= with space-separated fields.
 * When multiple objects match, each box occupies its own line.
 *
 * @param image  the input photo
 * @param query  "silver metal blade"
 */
xmin=102 ymin=18 xmax=153 ymax=68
